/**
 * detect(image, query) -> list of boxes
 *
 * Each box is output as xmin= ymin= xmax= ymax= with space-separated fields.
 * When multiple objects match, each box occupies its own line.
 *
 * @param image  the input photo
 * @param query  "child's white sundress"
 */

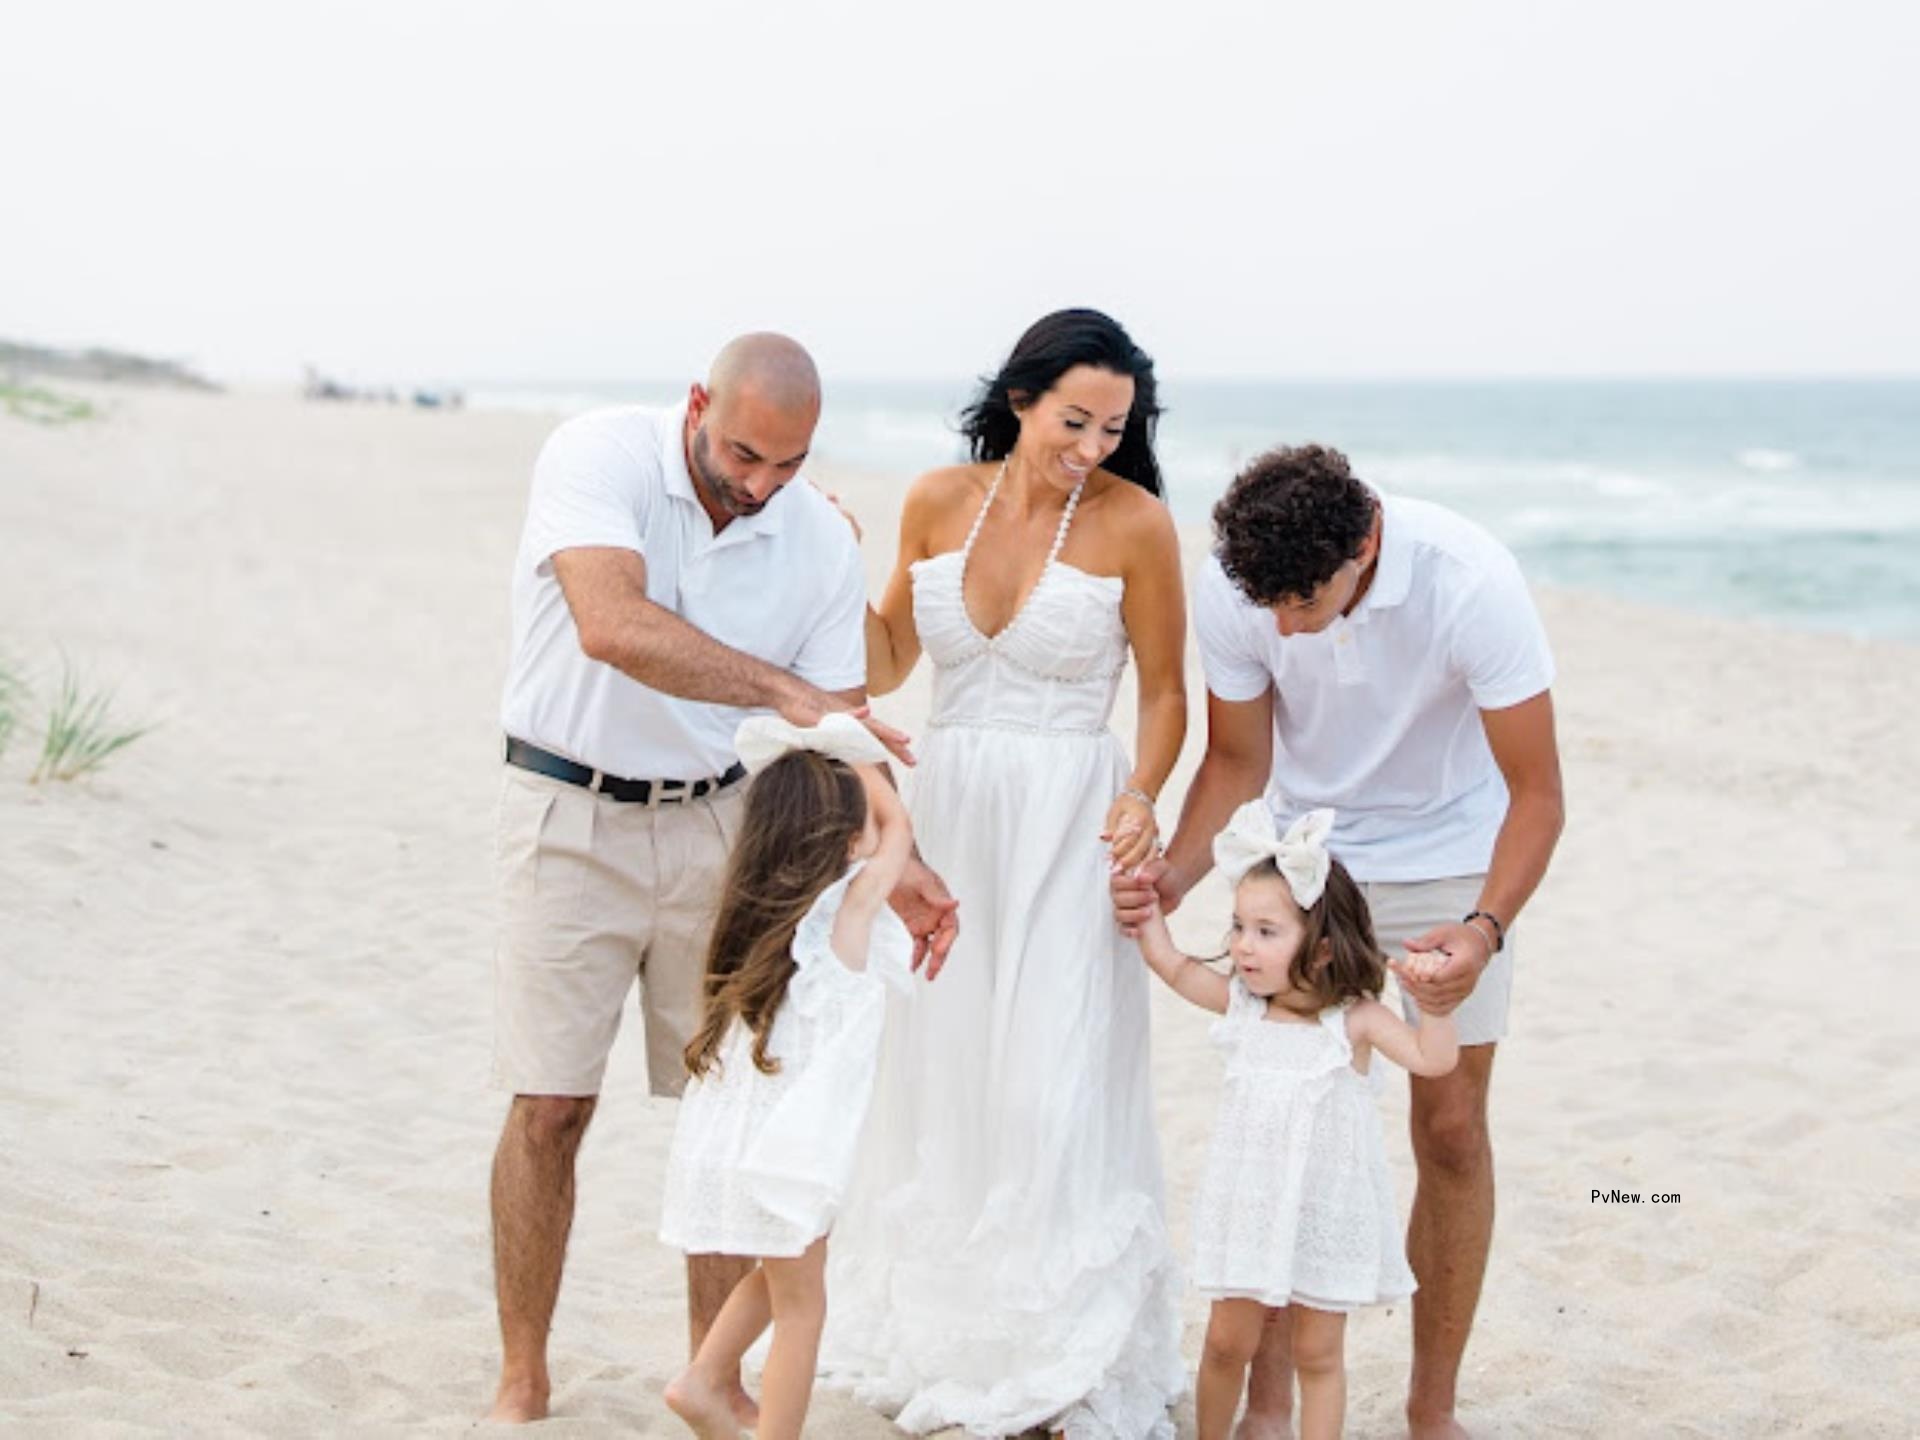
xmin=658 ymin=862 xmax=912 ymax=1258
xmin=1190 ymin=979 xmax=1417 ymax=1312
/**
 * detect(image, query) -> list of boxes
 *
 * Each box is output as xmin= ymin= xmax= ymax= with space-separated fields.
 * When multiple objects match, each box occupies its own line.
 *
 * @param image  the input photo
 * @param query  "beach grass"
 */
xmin=31 ymin=658 xmax=152 ymax=783
xmin=0 ymin=654 xmax=23 ymax=760
xmin=1 ymin=383 xmax=97 ymax=425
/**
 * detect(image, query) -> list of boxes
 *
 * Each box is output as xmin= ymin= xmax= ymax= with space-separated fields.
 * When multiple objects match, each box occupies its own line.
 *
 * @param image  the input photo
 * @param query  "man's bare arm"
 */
xmin=1161 ymin=688 xmax=1276 ymax=903
xmin=1471 ymin=690 xmax=1565 ymax=932
xmin=554 ymin=546 xmax=826 ymax=718
xmin=1112 ymin=687 xmax=1273 ymax=932
xmin=1399 ymin=690 xmax=1565 ymax=1013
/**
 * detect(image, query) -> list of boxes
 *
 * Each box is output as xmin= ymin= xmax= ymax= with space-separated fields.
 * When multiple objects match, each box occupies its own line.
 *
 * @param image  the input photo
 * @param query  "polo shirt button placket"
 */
xmin=1332 ymin=619 xmax=1365 ymax=686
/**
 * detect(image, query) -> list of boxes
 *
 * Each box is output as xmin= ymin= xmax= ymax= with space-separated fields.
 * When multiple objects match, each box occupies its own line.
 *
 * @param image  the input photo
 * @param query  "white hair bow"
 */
xmin=1212 ymin=801 xmax=1336 ymax=909
xmin=734 ymin=711 xmax=892 ymax=774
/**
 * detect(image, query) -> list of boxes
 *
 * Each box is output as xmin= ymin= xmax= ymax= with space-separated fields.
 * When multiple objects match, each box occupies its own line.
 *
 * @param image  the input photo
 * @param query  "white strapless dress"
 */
xmin=821 ymin=481 xmax=1185 ymax=1438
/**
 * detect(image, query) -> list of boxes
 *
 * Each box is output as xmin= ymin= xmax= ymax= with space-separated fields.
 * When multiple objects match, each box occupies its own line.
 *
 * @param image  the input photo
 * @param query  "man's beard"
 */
xmin=690 ymin=428 xmax=766 ymax=516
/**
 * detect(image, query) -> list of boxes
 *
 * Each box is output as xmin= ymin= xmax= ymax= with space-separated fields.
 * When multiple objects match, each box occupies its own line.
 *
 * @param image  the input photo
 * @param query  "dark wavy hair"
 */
xmin=684 ymin=750 xmax=867 ymax=1079
xmin=1242 ymin=856 xmax=1386 ymax=1017
xmin=1212 ymin=444 xmax=1378 ymax=604
xmin=957 ymin=308 xmax=1163 ymax=495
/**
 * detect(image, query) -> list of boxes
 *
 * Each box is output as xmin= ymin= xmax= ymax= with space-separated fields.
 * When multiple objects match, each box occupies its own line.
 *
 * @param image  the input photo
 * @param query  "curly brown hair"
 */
xmin=1211 ymin=444 xmax=1378 ymax=604
xmin=1241 ymin=855 xmax=1386 ymax=1017
xmin=683 ymin=749 xmax=868 ymax=1079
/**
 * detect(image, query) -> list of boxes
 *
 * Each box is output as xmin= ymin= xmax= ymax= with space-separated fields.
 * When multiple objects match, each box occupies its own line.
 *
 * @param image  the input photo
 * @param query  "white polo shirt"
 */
xmin=500 ymin=403 xmax=867 ymax=781
xmin=1193 ymin=493 xmax=1554 ymax=882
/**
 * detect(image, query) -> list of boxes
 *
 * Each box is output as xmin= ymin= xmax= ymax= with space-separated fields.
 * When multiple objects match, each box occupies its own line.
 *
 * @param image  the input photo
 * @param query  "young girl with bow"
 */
xmin=1136 ymin=801 xmax=1460 ymax=1440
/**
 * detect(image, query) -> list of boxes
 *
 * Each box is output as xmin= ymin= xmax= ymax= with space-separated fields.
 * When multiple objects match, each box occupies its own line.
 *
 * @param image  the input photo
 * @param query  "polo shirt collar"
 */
xmin=658 ymin=400 xmax=790 ymax=541
xmin=1352 ymin=490 xmax=1412 ymax=620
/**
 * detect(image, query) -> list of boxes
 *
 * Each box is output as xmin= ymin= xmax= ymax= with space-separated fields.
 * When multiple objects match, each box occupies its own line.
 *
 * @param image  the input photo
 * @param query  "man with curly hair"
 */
xmin=1114 ymin=444 xmax=1564 ymax=1440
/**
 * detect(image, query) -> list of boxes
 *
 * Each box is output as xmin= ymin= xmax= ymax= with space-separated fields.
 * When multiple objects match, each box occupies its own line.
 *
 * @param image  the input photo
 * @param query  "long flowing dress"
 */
xmin=821 ymin=474 xmax=1185 ymax=1438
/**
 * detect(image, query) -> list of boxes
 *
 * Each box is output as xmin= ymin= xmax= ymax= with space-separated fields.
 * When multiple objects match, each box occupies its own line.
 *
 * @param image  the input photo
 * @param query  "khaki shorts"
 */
xmin=491 ymin=766 xmax=747 ymax=1098
xmin=1361 ymin=874 xmax=1514 ymax=1048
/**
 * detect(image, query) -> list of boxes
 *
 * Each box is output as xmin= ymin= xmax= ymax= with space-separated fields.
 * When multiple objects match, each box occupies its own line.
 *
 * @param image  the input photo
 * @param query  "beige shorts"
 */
xmin=491 ymin=766 xmax=747 ymax=1098
xmin=1360 ymin=874 xmax=1514 ymax=1048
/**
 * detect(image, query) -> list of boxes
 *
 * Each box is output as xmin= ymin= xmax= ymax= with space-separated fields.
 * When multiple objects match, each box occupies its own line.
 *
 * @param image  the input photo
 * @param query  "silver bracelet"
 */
xmin=1117 ymin=786 xmax=1155 ymax=809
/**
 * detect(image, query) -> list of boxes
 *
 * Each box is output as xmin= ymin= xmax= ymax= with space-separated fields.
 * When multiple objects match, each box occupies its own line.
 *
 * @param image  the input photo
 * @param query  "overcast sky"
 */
xmin=5 ymin=0 xmax=1916 ymax=384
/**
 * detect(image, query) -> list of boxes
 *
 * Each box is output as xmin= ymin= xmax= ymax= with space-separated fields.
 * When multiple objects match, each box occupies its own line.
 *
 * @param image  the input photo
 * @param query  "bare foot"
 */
xmin=1235 ymin=1411 xmax=1296 ymax=1440
xmin=665 ymin=1366 xmax=745 ymax=1439
xmin=1407 ymin=1413 xmax=1471 ymax=1440
xmin=724 ymin=1379 xmax=759 ymax=1430
xmin=484 ymin=1375 xmax=549 ymax=1424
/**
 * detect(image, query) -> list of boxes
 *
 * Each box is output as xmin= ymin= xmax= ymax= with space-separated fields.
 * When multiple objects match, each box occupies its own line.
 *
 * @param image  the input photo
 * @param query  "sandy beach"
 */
xmin=2 ymin=385 xmax=1916 ymax=1438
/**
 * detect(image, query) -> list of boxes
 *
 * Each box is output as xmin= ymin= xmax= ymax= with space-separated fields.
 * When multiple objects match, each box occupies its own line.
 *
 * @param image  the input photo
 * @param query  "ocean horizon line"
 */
xmin=462 ymin=371 xmax=1920 ymax=393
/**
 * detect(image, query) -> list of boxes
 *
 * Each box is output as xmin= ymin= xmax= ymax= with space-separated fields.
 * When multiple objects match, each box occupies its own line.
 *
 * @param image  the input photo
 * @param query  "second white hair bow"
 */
xmin=734 ymin=711 xmax=892 ymax=774
xmin=1212 ymin=801 xmax=1337 ymax=909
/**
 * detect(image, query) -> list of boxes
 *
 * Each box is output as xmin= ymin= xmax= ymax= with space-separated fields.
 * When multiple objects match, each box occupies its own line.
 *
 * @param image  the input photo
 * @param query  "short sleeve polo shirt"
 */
xmin=500 ymin=403 xmax=867 ymax=780
xmin=1193 ymin=494 xmax=1554 ymax=881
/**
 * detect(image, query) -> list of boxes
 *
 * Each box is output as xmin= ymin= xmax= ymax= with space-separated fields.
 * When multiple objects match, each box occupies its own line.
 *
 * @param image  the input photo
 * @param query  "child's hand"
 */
xmin=1394 ymin=947 xmax=1449 ymax=985
xmin=1134 ymin=892 xmax=1172 ymax=949
xmin=1409 ymin=947 xmax=1447 ymax=983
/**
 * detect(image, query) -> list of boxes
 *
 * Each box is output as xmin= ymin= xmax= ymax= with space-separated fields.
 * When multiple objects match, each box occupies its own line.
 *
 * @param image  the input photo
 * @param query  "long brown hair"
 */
xmin=684 ymin=749 xmax=868 ymax=1078
xmin=1245 ymin=856 xmax=1386 ymax=1017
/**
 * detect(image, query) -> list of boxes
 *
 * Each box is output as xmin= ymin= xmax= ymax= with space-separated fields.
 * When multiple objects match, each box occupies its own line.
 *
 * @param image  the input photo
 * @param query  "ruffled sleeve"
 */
xmin=786 ymin=861 xmax=915 ymax=1014
xmin=1208 ymin=974 xmax=1264 ymax=1052
xmin=1317 ymin=1000 xmax=1357 ymax=1067
xmin=1317 ymin=1000 xmax=1380 ymax=1089
xmin=734 ymin=863 xmax=908 ymax=1230
xmin=785 ymin=866 xmax=866 ymax=1016
xmin=1341 ymin=1000 xmax=1397 ymax=1094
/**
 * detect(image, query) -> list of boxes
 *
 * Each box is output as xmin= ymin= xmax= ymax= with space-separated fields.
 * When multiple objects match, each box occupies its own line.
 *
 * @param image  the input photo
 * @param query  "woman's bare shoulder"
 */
xmin=902 ymin=463 xmax=991 ymax=533
xmin=1083 ymin=473 xmax=1180 ymax=560
xmin=908 ymin=462 xmax=990 ymax=504
xmin=1090 ymin=470 xmax=1170 ymax=514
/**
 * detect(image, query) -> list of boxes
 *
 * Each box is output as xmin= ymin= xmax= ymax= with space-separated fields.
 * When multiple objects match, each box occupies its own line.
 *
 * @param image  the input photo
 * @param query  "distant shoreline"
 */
xmin=0 ymin=339 xmax=218 ymax=391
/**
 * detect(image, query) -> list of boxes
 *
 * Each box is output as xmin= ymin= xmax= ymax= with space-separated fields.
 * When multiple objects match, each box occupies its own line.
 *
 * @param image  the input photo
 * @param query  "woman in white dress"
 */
xmin=823 ymin=310 xmax=1189 ymax=1438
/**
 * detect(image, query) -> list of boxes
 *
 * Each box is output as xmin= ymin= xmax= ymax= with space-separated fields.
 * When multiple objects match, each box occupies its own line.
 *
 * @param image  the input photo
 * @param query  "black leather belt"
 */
xmin=505 ymin=737 xmax=747 ymax=806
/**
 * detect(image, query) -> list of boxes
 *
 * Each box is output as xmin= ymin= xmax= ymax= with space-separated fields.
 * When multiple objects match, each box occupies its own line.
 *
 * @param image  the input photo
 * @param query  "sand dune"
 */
xmin=2 ymin=387 xmax=1915 ymax=1436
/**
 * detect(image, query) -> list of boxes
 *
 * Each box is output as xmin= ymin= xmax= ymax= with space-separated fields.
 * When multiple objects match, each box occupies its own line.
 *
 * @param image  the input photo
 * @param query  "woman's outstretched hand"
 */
xmin=889 ymin=857 xmax=960 ymax=979
xmin=822 ymin=489 xmax=863 ymax=542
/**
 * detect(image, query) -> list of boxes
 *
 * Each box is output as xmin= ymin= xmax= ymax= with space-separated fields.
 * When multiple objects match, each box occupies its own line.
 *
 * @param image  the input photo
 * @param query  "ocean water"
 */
xmin=472 ymin=379 xmax=1920 ymax=641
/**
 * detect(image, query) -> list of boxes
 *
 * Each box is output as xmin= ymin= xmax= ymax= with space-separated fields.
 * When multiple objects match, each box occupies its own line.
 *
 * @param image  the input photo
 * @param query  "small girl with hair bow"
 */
xmin=1137 ymin=801 xmax=1460 ymax=1440
xmin=659 ymin=712 xmax=915 ymax=1440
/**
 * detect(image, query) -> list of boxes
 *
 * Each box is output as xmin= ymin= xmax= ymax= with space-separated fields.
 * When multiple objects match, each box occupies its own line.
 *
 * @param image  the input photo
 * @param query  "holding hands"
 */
xmin=1101 ymin=788 xmax=1161 ymax=873
xmin=1389 ymin=918 xmax=1493 ymax=1015
xmin=1109 ymin=854 xmax=1176 ymax=937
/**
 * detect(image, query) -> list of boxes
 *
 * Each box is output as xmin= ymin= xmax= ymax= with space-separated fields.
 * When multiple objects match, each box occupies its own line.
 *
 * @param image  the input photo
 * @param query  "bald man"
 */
xmin=487 ymin=335 xmax=958 ymax=1424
